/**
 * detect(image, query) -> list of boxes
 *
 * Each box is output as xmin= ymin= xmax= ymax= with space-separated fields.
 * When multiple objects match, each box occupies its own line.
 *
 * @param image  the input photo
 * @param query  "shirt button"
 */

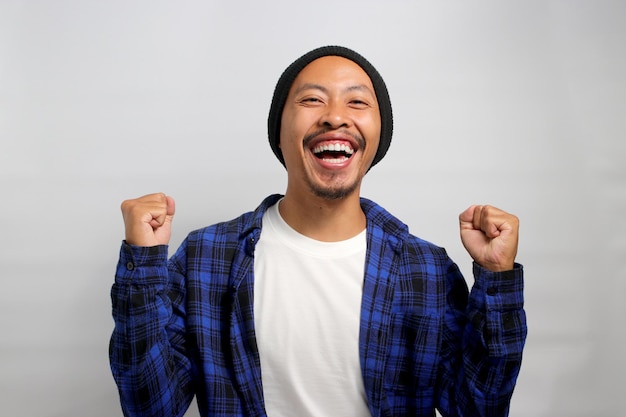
xmin=487 ymin=287 xmax=497 ymax=296
xmin=126 ymin=262 xmax=135 ymax=271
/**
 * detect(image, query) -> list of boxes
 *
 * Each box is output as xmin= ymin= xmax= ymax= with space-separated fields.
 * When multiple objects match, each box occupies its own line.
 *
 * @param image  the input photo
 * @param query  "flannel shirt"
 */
xmin=110 ymin=194 xmax=526 ymax=417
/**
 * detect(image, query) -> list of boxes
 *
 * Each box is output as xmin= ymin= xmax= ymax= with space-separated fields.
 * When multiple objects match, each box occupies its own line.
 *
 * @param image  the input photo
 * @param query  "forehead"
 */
xmin=292 ymin=56 xmax=375 ymax=91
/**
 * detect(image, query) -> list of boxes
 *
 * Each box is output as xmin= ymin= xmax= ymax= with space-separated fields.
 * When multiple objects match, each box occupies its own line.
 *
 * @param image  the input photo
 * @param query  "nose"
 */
xmin=320 ymin=101 xmax=351 ymax=129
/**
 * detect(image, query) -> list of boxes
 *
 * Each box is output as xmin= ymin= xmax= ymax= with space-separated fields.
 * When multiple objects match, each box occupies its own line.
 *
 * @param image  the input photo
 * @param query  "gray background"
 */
xmin=1 ymin=1 xmax=625 ymax=416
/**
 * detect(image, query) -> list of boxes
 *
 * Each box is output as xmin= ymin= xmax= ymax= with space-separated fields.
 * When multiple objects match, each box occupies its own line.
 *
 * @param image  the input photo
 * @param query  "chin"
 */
xmin=309 ymin=179 xmax=360 ymax=200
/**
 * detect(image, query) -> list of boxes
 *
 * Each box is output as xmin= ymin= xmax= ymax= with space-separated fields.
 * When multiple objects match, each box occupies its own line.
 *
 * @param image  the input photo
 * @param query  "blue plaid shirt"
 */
xmin=110 ymin=194 xmax=526 ymax=417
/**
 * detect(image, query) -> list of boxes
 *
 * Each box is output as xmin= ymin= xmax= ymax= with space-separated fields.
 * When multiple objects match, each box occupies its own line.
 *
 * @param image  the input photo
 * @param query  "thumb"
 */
xmin=165 ymin=195 xmax=175 ymax=217
xmin=161 ymin=195 xmax=175 ymax=228
xmin=459 ymin=205 xmax=477 ymax=229
xmin=147 ymin=195 xmax=176 ymax=229
xmin=150 ymin=195 xmax=175 ymax=245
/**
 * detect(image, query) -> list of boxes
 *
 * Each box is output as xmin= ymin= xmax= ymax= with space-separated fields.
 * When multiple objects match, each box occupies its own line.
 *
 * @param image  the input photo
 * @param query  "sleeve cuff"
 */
xmin=471 ymin=262 xmax=524 ymax=312
xmin=115 ymin=241 xmax=169 ymax=285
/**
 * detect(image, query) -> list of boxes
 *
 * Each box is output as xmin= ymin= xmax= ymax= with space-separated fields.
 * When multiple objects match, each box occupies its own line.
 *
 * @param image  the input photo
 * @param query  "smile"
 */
xmin=311 ymin=142 xmax=355 ymax=163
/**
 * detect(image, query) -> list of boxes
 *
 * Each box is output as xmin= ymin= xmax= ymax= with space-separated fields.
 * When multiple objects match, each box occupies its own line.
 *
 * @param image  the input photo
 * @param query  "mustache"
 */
xmin=302 ymin=128 xmax=366 ymax=150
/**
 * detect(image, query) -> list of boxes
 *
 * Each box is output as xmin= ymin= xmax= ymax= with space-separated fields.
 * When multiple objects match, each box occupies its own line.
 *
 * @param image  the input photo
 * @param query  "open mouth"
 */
xmin=311 ymin=142 xmax=355 ymax=163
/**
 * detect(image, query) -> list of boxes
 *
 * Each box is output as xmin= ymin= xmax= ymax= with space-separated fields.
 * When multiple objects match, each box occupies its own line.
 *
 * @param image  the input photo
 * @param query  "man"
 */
xmin=110 ymin=46 xmax=526 ymax=417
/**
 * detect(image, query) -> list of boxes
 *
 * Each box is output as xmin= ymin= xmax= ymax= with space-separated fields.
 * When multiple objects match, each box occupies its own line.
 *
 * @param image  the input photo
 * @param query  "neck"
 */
xmin=279 ymin=191 xmax=366 ymax=242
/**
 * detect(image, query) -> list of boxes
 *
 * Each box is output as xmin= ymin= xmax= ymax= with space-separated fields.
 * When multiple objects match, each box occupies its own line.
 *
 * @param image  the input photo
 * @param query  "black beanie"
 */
xmin=268 ymin=45 xmax=393 ymax=168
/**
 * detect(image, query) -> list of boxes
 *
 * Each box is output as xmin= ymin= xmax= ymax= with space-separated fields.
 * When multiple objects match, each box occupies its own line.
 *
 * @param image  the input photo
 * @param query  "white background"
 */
xmin=1 ymin=1 xmax=625 ymax=416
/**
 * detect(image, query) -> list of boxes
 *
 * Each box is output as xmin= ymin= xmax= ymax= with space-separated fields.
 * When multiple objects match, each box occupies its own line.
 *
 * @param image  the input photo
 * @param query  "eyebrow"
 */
xmin=293 ymin=83 xmax=375 ymax=96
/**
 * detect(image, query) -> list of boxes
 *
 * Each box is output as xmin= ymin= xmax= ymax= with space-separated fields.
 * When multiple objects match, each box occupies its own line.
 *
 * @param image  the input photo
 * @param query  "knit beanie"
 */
xmin=268 ymin=45 xmax=393 ymax=168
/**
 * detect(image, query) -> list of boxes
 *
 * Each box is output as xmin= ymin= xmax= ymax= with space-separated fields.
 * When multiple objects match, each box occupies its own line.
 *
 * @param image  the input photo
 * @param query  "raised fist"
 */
xmin=459 ymin=205 xmax=519 ymax=272
xmin=120 ymin=193 xmax=175 ymax=247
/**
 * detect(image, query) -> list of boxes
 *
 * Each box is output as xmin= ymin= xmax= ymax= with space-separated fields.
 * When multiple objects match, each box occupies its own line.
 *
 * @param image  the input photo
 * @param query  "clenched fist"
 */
xmin=121 ymin=193 xmax=175 ymax=247
xmin=459 ymin=205 xmax=519 ymax=272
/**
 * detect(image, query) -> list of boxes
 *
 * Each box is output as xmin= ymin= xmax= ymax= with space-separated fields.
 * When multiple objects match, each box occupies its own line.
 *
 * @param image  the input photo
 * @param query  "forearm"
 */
xmin=464 ymin=263 xmax=526 ymax=415
xmin=467 ymin=263 xmax=526 ymax=361
xmin=438 ymin=262 xmax=526 ymax=416
xmin=110 ymin=242 xmax=194 ymax=417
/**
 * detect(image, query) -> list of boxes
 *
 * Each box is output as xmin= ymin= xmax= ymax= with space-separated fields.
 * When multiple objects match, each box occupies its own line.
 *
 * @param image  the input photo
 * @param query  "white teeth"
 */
xmin=312 ymin=143 xmax=354 ymax=155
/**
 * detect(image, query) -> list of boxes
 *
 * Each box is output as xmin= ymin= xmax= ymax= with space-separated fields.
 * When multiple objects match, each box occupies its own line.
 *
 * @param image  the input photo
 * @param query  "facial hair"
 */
xmin=302 ymin=128 xmax=368 ymax=200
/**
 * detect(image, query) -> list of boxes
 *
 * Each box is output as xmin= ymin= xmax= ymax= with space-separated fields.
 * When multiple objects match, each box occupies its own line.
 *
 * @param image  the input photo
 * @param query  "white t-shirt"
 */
xmin=253 ymin=201 xmax=370 ymax=416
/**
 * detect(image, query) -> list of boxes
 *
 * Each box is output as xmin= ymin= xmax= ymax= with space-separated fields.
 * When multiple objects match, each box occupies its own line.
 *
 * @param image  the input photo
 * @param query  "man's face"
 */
xmin=279 ymin=56 xmax=381 ymax=200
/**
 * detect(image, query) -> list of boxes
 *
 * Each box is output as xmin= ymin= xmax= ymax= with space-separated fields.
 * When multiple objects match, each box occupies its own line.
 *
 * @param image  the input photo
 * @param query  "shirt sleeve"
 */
xmin=469 ymin=262 xmax=527 ymax=359
xmin=437 ymin=261 xmax=527 ymax=417
xmin=109 ymin=241 xmax=195 ymax=417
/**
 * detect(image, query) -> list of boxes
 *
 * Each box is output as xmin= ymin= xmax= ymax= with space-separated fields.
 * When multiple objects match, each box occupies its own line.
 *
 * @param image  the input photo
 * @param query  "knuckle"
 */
xmin=120 ymin=199 xmax=134 ymax=213
xmin=511 ymin=214 xmax=520 ymax=227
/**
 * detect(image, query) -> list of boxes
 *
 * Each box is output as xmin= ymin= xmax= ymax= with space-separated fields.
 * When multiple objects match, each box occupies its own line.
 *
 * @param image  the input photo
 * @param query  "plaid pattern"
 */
xmin=110 ymin=194 xmax=526 ymax=417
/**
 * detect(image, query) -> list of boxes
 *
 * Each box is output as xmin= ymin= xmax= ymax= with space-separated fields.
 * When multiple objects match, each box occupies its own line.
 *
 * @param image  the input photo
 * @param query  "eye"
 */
xmin=349 ymin=98 xmax=370 ymax=108
xmin=298 ymin=96 xmax=324 ymax=106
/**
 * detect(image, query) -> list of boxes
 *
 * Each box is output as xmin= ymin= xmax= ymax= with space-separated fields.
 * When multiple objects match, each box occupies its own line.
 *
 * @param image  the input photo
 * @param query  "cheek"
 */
xmin=355 ymin=116 xmax=381 ymax=151
xmin=279 ymin=107 xmax=299 ymax=147
xmin=278 ymin=114 xmax=293 ymax=151
xmin=278 ymin=122 xmax=303 ymax=165
xmin=280 ymin=108 xmax=316 ymax=150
